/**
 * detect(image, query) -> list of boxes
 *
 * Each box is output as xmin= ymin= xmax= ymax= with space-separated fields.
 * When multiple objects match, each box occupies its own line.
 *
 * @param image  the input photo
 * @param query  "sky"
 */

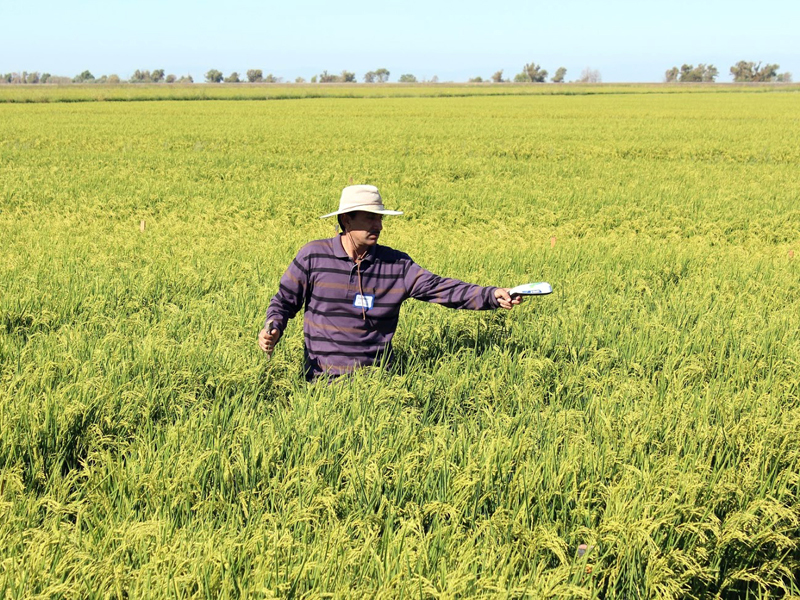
xmin=1 ymin=0 xmax=798 ymax=83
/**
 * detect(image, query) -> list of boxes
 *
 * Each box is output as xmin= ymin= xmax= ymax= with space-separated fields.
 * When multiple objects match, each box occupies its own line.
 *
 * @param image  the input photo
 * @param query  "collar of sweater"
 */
xmin=333 ymin=234 xmax=378 ymax=265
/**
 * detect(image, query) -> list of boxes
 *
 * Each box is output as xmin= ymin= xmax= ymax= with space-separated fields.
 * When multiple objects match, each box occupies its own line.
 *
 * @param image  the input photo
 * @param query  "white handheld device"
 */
xmin=508 ymin=282 xmax=553 ymax=298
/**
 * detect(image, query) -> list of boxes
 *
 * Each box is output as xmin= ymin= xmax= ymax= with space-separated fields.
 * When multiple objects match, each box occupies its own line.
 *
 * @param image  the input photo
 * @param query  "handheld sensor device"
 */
xmin=508 ymin=282 xmax=553 ymax=298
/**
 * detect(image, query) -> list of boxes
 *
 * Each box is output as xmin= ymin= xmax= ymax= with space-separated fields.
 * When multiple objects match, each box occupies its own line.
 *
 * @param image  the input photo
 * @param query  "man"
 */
xmin=258 ymin=184 xmax=523 ymax=379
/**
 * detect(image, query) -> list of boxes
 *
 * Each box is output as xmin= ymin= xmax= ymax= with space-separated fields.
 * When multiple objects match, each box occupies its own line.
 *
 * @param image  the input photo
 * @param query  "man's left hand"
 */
xmin=495 ymin=288 xmax=524 ymax=310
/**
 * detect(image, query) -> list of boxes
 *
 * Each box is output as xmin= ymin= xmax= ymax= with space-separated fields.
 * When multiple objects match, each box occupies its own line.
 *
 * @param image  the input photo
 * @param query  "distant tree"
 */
xmin=578 ymin=67 xmax=601 ymax=83
xmin=676 ymin=63 xmax=717 ymax=82
xmin=680 ymin=64 xmax=698 ymax=82
xmin=754 ymin=64 xmax=783 ymax=82
xmin=730 ymin=61 xmax=782 ymax=82
xmin=491 ymin=70 xmax=504 ymax=83
xmin=730 ymin=61 xmax=754 ymax=82
xmin=177 ymin=75 xmax=194 ymax=83
xmin=205 ymin=69 xmax=223 ymax=83
xmin=430 ymin=75 xmax=439 ymax=83
xmin=399 ymin=73 xmax=417 ymax=83
xmin=776 ymin=72 xmax=793 ymax=83
xmin=310 ymin=75 xmax=318 ymax=83
xmin=339 ymin=70 xmax=356 ymax=82
xmin=247 ymin=69 xmax=263 ymax=82
xmin=363 ymin=71 xmax=376 ymax=83
xmin=96 ymin=75 xmax=109 ymax=84
xmin=374 ymin=68 xmax=390 ymax=83
xmin=318 ymin=70 xmax=339 ymax=83
xmin=73 ymin=70 xmax=95 ymax=83
xmin=40 ymin=73 xmax=51 ymax=83
xmin=468 ymin=76 xmax=483 ymax=83
xmin=108 ymin=74 xmax=121 ymax=84
xmin=26 ymin=72 xmax=40 ymax=84
xmin=130 ymin=69 xmax=151 ymax=83
xmin=151 ymin=69 xmax=165 ymax=82
xmin=551 ymin=67 xmax=567 ymax=83
xmin=513 ymin=63 xmax=547 ymax=82
xmin=263 ymin=73 xmax=282 ymax=83
xmin=165 ymin=74 xmax=176 ymax=83
xmin=665 ymin=66 xmax=679 ymax=82
xmin=700 ymin=64 xmax=718 ymax=82
xmin=224 ymin=72 xmax=241 ymax=83
xmin=295 ymin=76 xmax=306 ymax=83
xmin=524 ymin=63 xmax=548 ymax=82
xmin=664 ymin=64 xmax=716 ymax=82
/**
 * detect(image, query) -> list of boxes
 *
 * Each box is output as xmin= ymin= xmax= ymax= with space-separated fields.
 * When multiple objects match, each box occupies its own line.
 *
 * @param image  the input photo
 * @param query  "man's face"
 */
xmin=343 ymin=211 xmax=383 ymax=246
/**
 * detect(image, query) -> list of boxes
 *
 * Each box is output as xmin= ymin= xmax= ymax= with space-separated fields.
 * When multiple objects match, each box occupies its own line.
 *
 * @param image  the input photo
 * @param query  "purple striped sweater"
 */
xmin=266 ymin=235 xmax=500 ymax=379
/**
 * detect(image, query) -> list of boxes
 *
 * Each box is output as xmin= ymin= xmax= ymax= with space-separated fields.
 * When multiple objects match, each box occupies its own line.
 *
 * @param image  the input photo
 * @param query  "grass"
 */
xmin=1 ymin=89 xmax=799 ymax=598
xmin=0 ymin=81 xmax=798 ymax=104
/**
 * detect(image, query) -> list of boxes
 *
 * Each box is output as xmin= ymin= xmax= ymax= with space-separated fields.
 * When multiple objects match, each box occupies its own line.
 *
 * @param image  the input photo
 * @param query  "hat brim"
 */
xmin=319 ymin=206 xmax=403 ymax=219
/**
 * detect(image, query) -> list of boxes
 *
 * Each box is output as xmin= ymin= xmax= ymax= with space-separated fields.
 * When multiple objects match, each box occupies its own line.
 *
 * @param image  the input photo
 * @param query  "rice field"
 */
xmin=1 ymin=81 xmax=798 ymax=104
xmin=1 ymin=87 xmax=799 ymax=598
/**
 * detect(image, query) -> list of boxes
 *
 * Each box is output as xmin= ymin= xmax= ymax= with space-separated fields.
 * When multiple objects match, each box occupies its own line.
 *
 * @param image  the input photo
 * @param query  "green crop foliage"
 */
xmin=1 ymin=89 xmax=799 ymax=598
xmin=1 ymin=82 xmax=799 ymax=104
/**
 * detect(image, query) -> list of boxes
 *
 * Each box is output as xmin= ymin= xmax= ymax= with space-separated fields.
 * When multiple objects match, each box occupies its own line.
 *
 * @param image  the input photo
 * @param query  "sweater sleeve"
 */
xmin=265 ymin=249 xmax=310 ymax=332
xmin=403 ymin=259 xmax=500 ymax=310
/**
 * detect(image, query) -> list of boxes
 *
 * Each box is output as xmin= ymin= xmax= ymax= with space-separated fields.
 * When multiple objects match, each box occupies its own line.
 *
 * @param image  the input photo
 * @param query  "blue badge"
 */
xmin=353 ymin=294 xmax=375 ymax=310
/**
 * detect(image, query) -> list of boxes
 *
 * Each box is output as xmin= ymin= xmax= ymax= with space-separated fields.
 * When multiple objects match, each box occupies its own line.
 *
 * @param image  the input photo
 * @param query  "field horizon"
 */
xmin=0 ymin=81 xmax=798 ymax=104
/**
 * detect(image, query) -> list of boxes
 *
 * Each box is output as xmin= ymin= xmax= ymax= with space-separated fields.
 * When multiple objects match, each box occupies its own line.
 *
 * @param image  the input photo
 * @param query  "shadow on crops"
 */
xmin=1 ymin=311 xmax=54 ymax=343
xmin=391 ymin=312 xmax=526 ymax=377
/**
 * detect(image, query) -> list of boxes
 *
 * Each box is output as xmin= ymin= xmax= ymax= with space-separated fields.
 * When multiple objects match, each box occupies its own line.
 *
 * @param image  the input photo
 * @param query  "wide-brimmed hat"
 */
xmin=319 ymin=185 xmax=403 ymax=219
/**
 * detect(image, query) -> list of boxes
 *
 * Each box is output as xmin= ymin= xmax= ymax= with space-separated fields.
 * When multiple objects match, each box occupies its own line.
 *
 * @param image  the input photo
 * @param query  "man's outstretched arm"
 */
xmin=404 ymin=261 xmax=522 ymax=310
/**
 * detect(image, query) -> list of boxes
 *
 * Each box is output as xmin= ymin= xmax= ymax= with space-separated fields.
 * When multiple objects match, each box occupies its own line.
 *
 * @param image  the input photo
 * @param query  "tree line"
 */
xmin=206 ymin=65 xmax=591 ymax=84
xmin=664 ymin=61 xmax=792 ymax=83
xmin=0 ymin=70 xmax=194 ymax=84
xmin=0 ymin=65 xmax=588 ymax=85
xmin=1 ymin=60 xmax=793 ymax=85
xmin=204 ymin=68 xmax=419 ymax=84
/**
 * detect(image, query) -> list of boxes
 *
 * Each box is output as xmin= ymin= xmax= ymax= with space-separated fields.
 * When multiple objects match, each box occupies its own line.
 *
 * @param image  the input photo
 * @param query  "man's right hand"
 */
xmin=258 ymin=324 xmax=282 ymax=357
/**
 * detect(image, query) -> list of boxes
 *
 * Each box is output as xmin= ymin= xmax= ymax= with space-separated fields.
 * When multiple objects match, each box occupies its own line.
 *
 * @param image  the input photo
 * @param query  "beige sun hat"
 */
xmin=319 ymin=185 xmax=403 ymax=219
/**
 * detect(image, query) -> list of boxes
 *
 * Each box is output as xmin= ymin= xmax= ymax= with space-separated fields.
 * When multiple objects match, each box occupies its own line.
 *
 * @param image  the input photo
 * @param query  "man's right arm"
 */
xmin=260 ymin=250 xmax=310 ymax=352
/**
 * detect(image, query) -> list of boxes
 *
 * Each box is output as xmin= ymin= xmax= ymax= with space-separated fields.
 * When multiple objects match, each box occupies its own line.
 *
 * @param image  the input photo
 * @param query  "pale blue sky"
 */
xmin=2 ymin=0 xmax=798 ymax=82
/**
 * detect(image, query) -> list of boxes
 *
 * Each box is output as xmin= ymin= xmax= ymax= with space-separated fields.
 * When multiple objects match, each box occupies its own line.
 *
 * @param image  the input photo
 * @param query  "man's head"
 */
xmin=320 ymin=185 xmax=402 ymax=238
xmin=339 ymin=210 xmax=384 ymax=247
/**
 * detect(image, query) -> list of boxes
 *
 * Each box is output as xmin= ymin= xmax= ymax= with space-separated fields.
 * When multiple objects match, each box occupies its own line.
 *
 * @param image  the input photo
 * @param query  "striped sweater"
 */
xmin=266 ymin=235 xmax=500 ymax=379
